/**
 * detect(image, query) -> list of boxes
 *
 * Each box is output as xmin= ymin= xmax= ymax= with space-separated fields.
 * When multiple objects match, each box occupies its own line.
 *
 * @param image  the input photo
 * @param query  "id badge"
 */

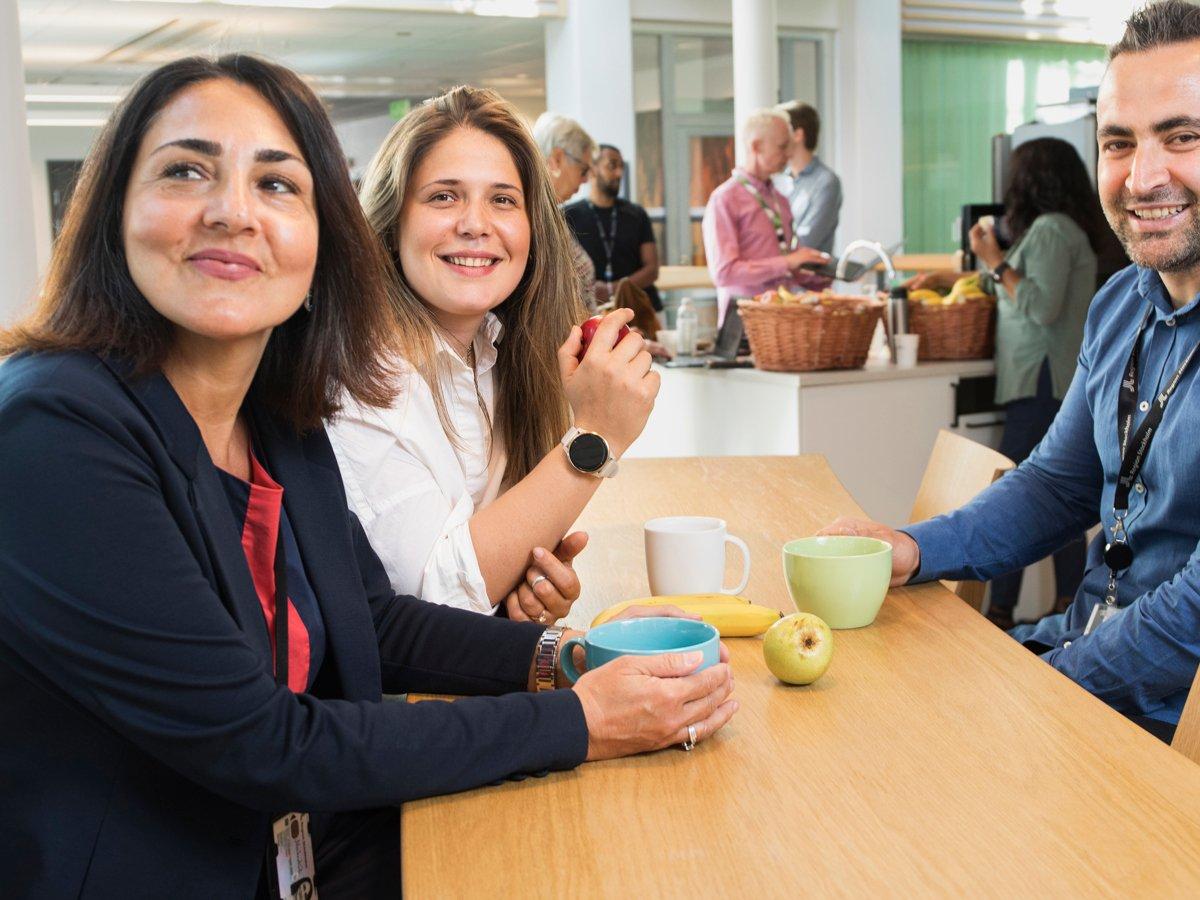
xmin=272 ymin=812 xmax=317 ymax=900
xmin=1083 ymin=602 xmax=1121 ymax=636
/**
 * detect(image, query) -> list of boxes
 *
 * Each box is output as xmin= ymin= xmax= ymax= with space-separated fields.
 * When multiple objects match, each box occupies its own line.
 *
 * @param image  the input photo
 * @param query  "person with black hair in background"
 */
xmin=911 ymin=138 xmax=1105 ymax=628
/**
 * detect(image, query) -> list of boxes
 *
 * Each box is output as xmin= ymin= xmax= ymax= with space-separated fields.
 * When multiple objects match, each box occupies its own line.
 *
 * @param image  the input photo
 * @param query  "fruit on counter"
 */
xmin=908 ymin=288 xmax=943 ymax=306
xmin=579 ymin=315 xmax=631 ymax=358
xmin=763 ymin=612 xmax=833 ymax=685
xmin=590 ymin=594 xmax=782 ymax=636
xmin=911 ymin=274 xmax=993 ymax=306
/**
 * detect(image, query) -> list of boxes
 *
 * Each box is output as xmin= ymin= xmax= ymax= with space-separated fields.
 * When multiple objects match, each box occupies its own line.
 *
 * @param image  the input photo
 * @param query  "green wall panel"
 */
xmin=902 ymin=38 xmax=1108 ymax=253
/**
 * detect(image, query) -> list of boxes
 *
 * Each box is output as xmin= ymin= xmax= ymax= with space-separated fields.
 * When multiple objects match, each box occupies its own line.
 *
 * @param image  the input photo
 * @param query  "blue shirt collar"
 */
xmin=1135 ymin=266 xmax=1200 ymax=319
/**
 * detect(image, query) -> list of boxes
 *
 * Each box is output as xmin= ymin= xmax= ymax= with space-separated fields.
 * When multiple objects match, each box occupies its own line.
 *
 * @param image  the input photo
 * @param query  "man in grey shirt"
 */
xmin=773 ymin=101 xmax=842 ymax=256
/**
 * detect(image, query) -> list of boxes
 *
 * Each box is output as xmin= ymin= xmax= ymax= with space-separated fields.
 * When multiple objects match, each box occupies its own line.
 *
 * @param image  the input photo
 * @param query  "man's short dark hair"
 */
xmin=777 ymin=101 xmax=820 ymax=151
xmin=1109 ymin=0 xmax=1200 ymax=59
xmin=595 ymin=143 xmax=622 ymax=159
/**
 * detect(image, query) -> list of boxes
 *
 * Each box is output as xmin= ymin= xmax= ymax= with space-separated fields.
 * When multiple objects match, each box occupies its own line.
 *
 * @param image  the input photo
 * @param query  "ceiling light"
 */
xmin=25 ymin=93 xmax=124 ymax=105
xmin=26 ymin=118 xmax=109 ymax=127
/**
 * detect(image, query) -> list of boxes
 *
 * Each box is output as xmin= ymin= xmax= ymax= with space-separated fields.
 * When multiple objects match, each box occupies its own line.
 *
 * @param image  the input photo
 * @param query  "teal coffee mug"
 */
xmin=560 ymin=617 xmax=720 ymax=684
xmin=782 ymin=535 xmax=892 ymax=629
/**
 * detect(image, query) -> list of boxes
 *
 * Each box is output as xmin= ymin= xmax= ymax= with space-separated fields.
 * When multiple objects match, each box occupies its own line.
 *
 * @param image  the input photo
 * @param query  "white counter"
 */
xmin=625 ymin=357 xmax=998 ymax=528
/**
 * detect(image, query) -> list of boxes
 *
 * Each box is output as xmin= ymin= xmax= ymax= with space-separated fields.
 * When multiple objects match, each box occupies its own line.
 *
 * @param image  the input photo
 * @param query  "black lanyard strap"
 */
xmin=1114 ymin=306 xmax=1200 ymax=514
xmin=273 ymin=516 xmax=289 ymax=688
xmin=589 ymin=202 xmax=618 ymax=282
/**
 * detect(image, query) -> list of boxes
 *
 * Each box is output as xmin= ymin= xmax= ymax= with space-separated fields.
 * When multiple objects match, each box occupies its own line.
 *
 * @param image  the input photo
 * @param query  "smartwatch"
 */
xmin=989 ymin=261 xmax=1011 ymax=282
xmin=561 ymin=426 xmax=618 ymax=478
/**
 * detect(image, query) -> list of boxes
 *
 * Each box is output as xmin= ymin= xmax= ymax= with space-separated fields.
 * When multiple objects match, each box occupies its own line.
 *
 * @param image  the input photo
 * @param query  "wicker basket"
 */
xmin=737 ymin=295 xmax=884 ymax=372
xmin=907 ymin=296 xmax=996 ymax=361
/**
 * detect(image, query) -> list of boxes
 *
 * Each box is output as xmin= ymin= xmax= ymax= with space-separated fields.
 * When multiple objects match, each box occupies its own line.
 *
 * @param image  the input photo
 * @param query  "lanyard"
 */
xmin=588 ymin=201 xmax=618 ymax=283
xmin=735 ymin=174 xmax=794 ymax=253
xmin=1099 ymin=306 xmax=1200 ymax=613
xmin=273 ymin=518 xmax=289 ymax=688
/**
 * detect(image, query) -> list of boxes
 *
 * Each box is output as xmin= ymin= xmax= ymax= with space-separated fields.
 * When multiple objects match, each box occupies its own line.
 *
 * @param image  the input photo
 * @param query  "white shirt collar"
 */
xmin=433 ymin=311 xmax=504 ymax=376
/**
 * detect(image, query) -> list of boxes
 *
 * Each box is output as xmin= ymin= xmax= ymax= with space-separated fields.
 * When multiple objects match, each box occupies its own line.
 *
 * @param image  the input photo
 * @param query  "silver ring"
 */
xmin=530 ymin=575 xmax=549 ymax=590
xmin=682 ymin=723 xmax=698 ymax=751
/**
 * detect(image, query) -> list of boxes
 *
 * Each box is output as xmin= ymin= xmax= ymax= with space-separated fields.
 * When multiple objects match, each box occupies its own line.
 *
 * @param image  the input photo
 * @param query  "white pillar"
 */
xmin=833 ymin=0 xmax=904 ymax=250
xmin=544 ymin=0 xmax=637 ymax=196
xmin=1 ymin=0 xmax=38 ymax=324
xmin=732 ymin=0 xmax=778 ymax=166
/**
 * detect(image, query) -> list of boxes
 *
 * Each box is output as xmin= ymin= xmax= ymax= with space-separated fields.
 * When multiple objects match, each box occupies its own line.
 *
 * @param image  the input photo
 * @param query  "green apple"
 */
xmin=763 ymin=612 xmax=833 ymax=685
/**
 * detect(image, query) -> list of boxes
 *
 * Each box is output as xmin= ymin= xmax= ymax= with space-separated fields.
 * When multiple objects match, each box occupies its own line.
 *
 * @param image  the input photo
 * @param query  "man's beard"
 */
xmin=1104 ymin=186 xmax=1200 ymax=273
xmin=598 ymin=178 xmax=621 ymax=199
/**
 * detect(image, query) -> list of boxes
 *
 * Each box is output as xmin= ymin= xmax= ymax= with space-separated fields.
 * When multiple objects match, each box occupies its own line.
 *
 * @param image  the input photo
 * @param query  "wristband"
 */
xmin=534 ymin=626 xmax=566 ymax=692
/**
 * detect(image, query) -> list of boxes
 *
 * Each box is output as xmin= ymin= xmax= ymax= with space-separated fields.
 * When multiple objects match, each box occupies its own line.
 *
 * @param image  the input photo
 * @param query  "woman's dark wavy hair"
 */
xmin=1003 ymin=137 xmax=1108 ymax=253
xmin=1 ymin=54 xmax=401 ymax=431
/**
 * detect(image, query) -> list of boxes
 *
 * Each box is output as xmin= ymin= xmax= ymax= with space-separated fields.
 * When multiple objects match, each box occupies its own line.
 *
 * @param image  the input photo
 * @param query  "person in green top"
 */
xmin=914 ymin=137 xmax=1109 ymax=629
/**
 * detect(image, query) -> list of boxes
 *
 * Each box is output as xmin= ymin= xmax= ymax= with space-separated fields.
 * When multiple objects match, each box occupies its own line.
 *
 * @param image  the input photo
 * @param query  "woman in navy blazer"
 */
xmin=0 ymin=55 xmax=736 ymax=898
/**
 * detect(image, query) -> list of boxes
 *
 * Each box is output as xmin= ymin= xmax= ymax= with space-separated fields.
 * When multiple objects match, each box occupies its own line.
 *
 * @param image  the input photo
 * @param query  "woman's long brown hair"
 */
xmin=1 ymin=54 xmax=403 ymax=432
xmin=358 ymin=85 xmax=585 ymax=486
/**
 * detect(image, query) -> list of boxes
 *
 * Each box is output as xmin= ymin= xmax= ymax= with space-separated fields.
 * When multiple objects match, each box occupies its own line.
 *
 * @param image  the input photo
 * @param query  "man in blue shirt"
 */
xmin=773 ymin=101 xmax=842 ymax=256
xmin=823 ymin=0 xmax=1200 ymax=736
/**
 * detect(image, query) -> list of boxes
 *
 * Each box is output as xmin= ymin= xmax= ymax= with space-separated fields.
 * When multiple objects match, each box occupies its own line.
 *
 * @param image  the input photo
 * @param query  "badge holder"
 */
xmin=272 ymin=811 xmax=317 ymax=899
xmin=1087 ymin=513 xmax=1132 ymax=636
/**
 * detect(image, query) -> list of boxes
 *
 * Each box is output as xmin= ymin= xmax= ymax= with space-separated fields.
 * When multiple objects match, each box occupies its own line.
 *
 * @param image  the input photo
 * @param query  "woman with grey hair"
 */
xmin=533 ymin=111 xmax=598 ymax=309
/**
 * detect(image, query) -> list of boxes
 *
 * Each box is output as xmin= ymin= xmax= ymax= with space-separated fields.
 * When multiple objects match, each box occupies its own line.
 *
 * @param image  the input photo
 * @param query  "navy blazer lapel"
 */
xmin=98 ymin=356 xmax=273 ymax=662
xmin=252 ymin=410 xmax=380 ymax=701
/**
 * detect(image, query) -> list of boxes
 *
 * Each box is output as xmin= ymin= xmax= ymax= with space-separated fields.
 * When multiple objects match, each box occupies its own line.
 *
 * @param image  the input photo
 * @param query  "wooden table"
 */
xmin=402 ymin=457 xmax=1200 ymax=896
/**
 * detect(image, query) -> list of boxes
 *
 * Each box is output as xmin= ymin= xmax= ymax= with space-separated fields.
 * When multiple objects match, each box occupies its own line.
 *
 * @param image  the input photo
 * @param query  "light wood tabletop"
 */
xmin=402 ymin=456 xmax=1200 ymax=896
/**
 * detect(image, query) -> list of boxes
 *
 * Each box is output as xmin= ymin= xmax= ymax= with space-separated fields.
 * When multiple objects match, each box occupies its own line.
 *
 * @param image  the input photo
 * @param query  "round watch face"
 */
xmin=568 ymin=432 xmax=609 ymax=472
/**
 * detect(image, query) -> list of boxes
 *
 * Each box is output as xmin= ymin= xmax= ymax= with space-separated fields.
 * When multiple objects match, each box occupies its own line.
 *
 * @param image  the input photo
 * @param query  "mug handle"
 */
xmin=559 ymin=636 xmax=586 ymax=684
xmin=722 ymin=535 xmax=751 ymax=595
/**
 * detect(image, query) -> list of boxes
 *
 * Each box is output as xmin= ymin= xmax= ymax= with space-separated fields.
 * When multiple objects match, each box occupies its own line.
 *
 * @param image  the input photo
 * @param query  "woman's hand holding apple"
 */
xmin=817 ymin=516 xmax=922 ymax=585
xmin=558 ymin=308 xmax=659 ymax=459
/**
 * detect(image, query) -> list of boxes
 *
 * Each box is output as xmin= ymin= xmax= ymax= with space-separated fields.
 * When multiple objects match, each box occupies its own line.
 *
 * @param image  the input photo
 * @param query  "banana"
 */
xmin=590 ymin=593 xmax=749 ymax=627
xmin=694 ymin=602 xmax=783 ymax=637
xmin=908 ymin=288 xmax=942 ymax=305
xmin=590 ymin=594 xmax=782 ymax=636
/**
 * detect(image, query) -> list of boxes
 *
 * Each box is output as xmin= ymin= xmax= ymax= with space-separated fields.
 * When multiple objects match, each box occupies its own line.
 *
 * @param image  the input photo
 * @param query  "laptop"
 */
xmin=662 ymin=306 xmax=752 ymax=368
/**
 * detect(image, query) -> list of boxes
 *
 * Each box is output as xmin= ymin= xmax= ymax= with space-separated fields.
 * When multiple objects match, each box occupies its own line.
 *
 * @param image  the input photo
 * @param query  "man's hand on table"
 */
xmin=818 ymin=517 xmax=922 ymax=586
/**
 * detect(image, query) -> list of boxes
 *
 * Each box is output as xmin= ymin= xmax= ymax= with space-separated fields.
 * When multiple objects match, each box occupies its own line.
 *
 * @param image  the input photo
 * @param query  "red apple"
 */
xmin=579 ymin=315 xmax=630 ymax=359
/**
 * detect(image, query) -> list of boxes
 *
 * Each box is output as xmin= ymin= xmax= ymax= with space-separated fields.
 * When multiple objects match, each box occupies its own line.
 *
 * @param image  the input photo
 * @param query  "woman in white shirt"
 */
xmin=328 ymin=86 xmax=659 ymax=623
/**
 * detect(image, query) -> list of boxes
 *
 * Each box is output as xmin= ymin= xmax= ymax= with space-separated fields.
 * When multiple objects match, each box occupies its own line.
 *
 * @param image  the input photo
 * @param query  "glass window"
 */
xmin=673 ymin=36 xmax=734 ymax=115
xmin=902 ymin=38 xmax=1108 ymax=253
xmin=634 ymin=33 xmax=665 ymax=252
xmin=687 ymin=134 xmax=735 ymax=266
xmin=781 ymin=37 xmax=821 ymax=106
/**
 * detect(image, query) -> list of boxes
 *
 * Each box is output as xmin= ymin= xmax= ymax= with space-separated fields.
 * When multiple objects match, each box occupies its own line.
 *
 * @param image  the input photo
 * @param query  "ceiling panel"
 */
xmin=17 ymin=0 xmax=548 ymax=117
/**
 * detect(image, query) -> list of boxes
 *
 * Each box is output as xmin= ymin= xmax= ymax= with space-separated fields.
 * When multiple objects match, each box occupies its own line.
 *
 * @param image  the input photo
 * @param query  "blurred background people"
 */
xmin=911 ymin=137 xmax=1105 ymax=628
xmin=563 ymin=143 xmax=662 ymax=312
xmin=701 ymin=108 xmax=830 ymax=326
xmin=773 ymin=100 xmax=842 ymax=257
xmin=533 ymin=111 xmax=598 ymax=309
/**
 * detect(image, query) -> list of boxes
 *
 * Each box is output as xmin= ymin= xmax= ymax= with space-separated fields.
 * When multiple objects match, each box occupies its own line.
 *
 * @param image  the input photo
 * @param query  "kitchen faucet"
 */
xmin=835 ymin=240 xmax=897 ymax=286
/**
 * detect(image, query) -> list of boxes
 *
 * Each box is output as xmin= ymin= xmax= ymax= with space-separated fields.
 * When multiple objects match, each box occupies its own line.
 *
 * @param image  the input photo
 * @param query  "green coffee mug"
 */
xmin=782 ymin=536 xmax=892 ymax=629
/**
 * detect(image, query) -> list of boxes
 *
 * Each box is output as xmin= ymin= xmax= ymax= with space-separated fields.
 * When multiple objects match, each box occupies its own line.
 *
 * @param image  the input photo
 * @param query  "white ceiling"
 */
xmin=18 ymin=0 xmax=549 ymax=119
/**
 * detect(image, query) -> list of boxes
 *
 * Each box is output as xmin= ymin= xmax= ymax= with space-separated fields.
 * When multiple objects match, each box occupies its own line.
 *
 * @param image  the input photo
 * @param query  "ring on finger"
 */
xmin=682 ymin=723 xmax=698 ymax=752
xmin=530 ymin=575 xmax=549 ymax=590
xmin=537 ymin=611 xmax=549 ymax=624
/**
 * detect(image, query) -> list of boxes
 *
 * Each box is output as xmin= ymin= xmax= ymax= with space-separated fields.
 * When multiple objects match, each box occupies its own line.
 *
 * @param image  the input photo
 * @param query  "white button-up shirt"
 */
xmin=327 ymin=313 xmax=507 ymax=614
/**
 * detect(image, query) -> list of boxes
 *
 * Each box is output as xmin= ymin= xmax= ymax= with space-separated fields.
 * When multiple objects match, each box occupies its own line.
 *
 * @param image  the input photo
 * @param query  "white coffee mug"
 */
xmin=644 ymin=516 xmax=751 ymax=596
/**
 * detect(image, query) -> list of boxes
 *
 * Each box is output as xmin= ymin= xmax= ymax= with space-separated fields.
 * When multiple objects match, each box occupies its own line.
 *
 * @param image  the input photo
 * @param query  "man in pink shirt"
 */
xmin=702 ymin=108 xmax=830 ymax=324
